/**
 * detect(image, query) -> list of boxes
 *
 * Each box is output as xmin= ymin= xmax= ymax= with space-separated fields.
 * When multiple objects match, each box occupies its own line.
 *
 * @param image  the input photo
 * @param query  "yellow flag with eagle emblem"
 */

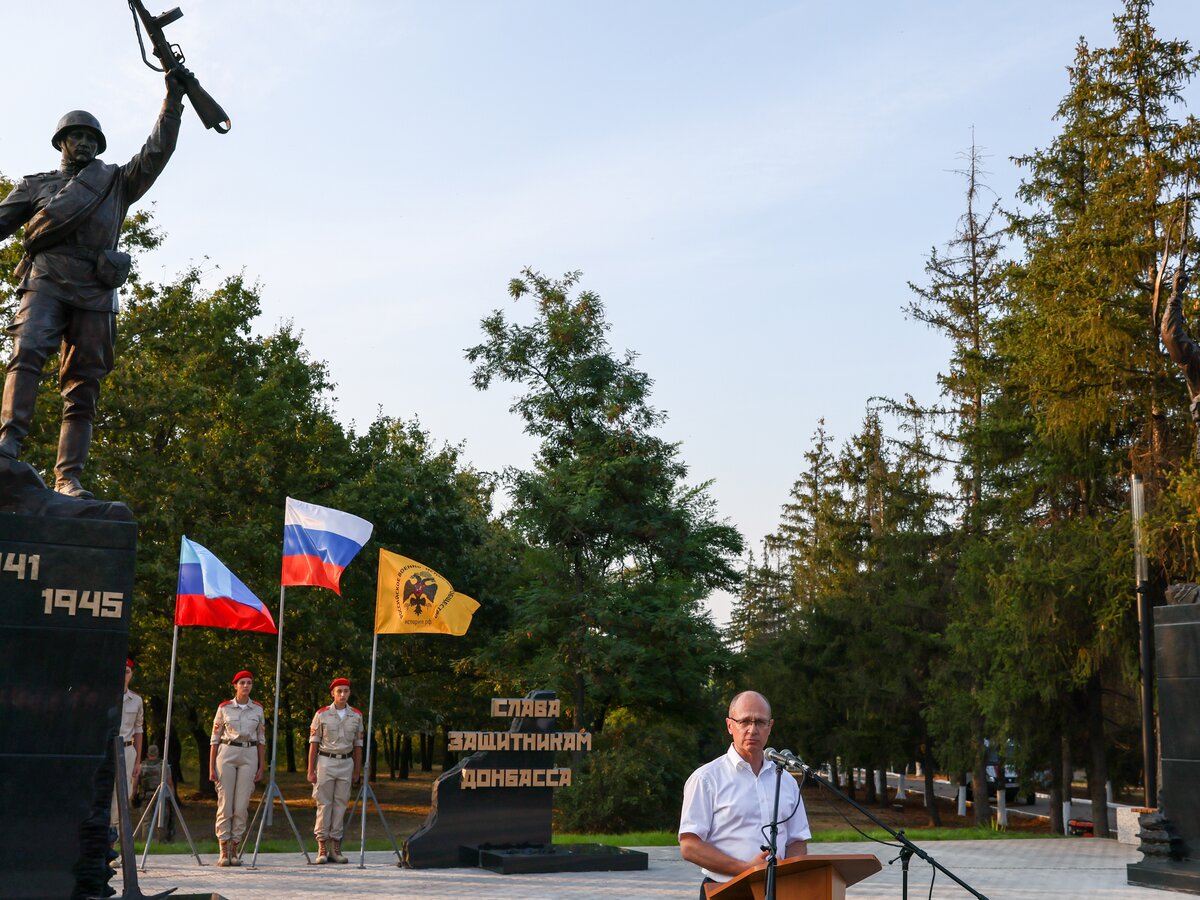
xmin=375 ymin=549 xmax=480 ymax=635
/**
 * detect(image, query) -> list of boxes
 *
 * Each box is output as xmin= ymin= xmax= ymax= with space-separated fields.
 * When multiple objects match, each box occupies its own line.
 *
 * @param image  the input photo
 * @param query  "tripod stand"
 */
xmin=135 ymin=624 xmax=202 ymax=870
xmin=344 ymin=633 xmax=401 ymax=867
xmin=134 ymin=774 xmax=202 ymax=870
xmin=246 ymin=584 xmax=312 ymax=867
xmin=781 ymin=751 xmax=991 ymax=900
xmin=344 ymin=775 xmax=402 ymax=867
xmin=99 ymin=734 xmax=175 ymax=900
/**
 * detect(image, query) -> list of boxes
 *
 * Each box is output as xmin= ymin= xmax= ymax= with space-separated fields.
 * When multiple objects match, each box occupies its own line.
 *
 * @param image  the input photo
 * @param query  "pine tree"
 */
xmin=1000 ymin=0 xmax=1200 ymax=834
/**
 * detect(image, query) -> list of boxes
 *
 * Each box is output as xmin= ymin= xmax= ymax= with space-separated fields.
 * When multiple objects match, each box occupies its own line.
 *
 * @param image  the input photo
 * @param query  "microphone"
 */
xmin=764 ymin=747 xmax=804 ymax=769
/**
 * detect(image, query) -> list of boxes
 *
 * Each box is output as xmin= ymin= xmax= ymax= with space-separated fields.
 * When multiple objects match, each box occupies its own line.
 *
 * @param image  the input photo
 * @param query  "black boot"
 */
xmin=54 ymin=419 xmax=95 ymax=500
xmin=0 ymin=369 xmax=39 ymax=460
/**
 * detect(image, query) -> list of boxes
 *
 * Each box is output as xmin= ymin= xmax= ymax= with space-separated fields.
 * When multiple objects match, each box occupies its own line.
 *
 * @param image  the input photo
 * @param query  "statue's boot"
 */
xmin=0 ymin=369 xmax=38 ymax=460
xmin=54 ymin=419 xmax=95 ymax=500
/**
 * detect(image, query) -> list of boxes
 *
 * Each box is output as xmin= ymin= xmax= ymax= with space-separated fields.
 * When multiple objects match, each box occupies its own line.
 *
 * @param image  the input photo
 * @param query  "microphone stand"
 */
xmin=786 ymin=758 xmax=990 ymax=900
xmin=763 ymin=757 xmax=785 ymax=900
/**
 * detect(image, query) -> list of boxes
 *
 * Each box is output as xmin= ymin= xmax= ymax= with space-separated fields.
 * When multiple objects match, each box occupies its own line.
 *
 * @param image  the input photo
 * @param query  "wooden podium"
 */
xmin=707 ymin=854 xmax=883 ymax=900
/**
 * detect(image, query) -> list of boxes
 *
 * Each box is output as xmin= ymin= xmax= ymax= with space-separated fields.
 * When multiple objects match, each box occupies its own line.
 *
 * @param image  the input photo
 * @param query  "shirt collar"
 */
xmin=724 ymin=742 xmax=756 ymax=772
xmin=720 ymin=744 xmax=768 ymax=777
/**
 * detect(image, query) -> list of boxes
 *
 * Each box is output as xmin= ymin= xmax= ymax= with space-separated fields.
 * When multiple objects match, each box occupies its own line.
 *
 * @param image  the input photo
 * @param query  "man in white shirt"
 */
xmin=679 ymin=691 xmax=810 ymax=898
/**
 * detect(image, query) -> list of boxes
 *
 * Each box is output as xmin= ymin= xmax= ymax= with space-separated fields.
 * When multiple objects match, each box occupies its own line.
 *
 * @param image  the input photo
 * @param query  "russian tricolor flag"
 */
xmin=176 ymin=536 xmax=277 ymax=634
xmin=280 ymin=497 xmax=373 ymax=594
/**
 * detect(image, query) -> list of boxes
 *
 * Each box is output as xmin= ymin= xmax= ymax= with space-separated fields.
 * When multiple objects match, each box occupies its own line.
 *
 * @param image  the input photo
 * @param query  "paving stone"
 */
xmin=129 ymin=839 xmax=1160 ymax=899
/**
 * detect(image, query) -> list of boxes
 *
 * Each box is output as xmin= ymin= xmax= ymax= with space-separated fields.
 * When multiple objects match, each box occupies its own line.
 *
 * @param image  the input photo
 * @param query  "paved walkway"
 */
xmin=128 ymin=839 xmax=1165 ymax=899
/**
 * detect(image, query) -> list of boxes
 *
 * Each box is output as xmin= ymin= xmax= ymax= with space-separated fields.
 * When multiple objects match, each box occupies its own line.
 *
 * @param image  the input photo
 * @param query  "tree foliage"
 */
xmin=467 ymin=269 xmax=744 ymax=828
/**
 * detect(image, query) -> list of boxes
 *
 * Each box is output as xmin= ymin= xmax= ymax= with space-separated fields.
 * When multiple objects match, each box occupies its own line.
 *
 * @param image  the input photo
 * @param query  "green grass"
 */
xmin=136 ymin=826 xmax=1061 ymax=853
xmin=554 ymin=827 xmax=1064 ymax=847
xmin=553 ymin=831 xmax=679 ymax=846
xmin=811 ymin=827 xmax=1063 ymax=843
xmin=133 ymin=838 xmax=402 ymax=855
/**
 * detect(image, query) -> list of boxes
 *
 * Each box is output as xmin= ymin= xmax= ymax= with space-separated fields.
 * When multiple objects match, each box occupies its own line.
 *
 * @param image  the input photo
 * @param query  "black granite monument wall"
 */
xmin=0 ymin=513 xmax=136 ymax=900
xmin=403 ymin=689 xmax=559 ymax=868
xmin=1128 ymin=602 xmax=1200 ymax=893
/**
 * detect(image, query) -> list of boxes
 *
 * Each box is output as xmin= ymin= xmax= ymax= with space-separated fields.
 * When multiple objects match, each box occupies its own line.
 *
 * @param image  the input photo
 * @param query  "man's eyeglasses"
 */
xmin=728 ymin=717 xmax=771 ymax=729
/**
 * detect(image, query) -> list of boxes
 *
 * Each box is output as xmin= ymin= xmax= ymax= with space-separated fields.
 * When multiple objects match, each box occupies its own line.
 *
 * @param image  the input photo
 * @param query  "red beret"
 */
xmin=126 ymin=658 xmax=135 ymax=670
xmin=231 ymin=670 xmax=254 ymax=684
xmin=329 ymin=678 xmax=350 ymax=691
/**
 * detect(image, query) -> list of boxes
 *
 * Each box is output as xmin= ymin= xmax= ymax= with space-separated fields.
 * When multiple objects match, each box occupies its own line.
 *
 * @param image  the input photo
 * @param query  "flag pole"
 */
xmin=359 ymin=631 xmax=379 ymax=868
xmin=135 ymin=622 xmax=203 ymax=869
xmin=160 ymin=624 xmax=179 ymax=832
xmin=266 ymin=583 xmax=286 ymax=827
xmin=247 ymin=583 xmax=311 ymax=866
xmin=137 ymin=624 xmax=177 ymax=868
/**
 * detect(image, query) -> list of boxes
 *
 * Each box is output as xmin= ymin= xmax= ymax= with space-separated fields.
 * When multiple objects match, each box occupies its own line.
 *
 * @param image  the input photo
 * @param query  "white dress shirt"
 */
xmin=679 ymin=743 xmax=811 ymax=882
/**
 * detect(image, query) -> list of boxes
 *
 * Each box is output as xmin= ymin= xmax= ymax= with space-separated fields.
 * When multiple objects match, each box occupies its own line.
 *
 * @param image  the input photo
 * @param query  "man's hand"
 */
xmin=254 ymin=766 xmax=263 ymax=783
xmin=132 ymin=762 xmax=142 ymax=780
xmin=680 ymin=833 xmax=769 ymax=878
xmin=165 ymin=66 xmax=191 ymax=100
xmin=209 ymin=767 xmax=219 ymax=785
xmin=353 ymin=768 xmax=362 ymax=785
xmin=1175 ymin=267 xmax=1191 ymax=296
xmin=307 ymin=768 xmax=318 ymax=785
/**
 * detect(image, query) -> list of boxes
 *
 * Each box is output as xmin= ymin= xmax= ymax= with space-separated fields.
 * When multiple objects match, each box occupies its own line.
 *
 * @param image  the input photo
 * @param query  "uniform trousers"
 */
xmin=109 ymin=743 xmax=137 ymax=827
xmin=313 ymin=754 xmax=354 ymax=840
xmin=214 ymin=744 xmax=257 ymax=842
xmin=2 ymin=292 xmax=115 ymax=442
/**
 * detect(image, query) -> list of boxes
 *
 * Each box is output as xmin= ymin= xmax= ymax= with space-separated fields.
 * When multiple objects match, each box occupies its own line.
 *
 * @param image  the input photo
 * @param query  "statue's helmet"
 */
xmin=51 ymin=110 xmax=107 ymax=155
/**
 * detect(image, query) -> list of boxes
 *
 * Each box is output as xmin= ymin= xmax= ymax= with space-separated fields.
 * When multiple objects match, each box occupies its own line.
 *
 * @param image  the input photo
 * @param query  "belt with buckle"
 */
xmin=123 ymin=740 xmax=134 ymax=747
xmin=221 ymin=739 xmax=258 ymax=748
xmin=318 ymin=751 xmax=352 ymax=760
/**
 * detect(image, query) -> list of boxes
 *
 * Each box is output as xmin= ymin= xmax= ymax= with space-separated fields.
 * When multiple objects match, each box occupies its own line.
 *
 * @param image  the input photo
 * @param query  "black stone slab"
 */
xmin=404 ymin=690 xmax=558 ymax=868
xmin=1129 ymin=604 xmax=1200 ymax=893
xmin=1159 ymin=678 xmax=1200 ymax=760
xmin=0 ymin=513 xmax=136 ymax=900
xmin=467 ymin=843 xmax=649 ymax=875
xmin=1127 ymin=858 xmax=1200 ymax=893
xmin=1156 ymin=604 xmax=1200 ymax=678
xmin=1162 ymin=760 xmax=1200 ymax=854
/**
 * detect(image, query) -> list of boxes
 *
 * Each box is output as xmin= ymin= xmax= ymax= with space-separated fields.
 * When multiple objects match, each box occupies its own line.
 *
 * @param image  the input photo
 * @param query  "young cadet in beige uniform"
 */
xmin=209 ymin=670 xmax=266 ymax=867
xmin=111 ymin=658 xmax=144 ymax=832
xmin=307 ymin=677 xmax=364 ymax=864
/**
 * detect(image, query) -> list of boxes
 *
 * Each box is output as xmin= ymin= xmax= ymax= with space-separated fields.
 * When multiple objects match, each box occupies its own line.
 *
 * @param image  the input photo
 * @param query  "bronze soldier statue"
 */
xmin=1161 ymin=267 xmax=1198 ymax=460
xmin=0 ymin=71 xmax=186 ymax=498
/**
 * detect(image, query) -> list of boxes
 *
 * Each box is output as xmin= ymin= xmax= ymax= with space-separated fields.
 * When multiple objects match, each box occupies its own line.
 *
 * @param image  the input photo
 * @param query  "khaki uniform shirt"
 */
xmin=120 ymin=690 xmax=144 ymax=741
xmin=308 ymin=705 xmax=364 ymax=755
xmin=210 ymin=700 xmax=266 ymax=746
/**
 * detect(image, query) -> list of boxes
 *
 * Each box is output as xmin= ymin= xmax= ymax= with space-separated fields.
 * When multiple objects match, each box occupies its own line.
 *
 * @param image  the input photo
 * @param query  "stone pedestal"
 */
xmin=1128 ymin=603 xmax=1200 ymax=893
xmin=0 ymin=512 xmax=136 ymax=899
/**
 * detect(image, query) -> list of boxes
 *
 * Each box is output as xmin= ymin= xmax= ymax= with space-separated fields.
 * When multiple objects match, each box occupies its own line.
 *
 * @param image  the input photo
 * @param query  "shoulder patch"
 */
xmin=317 ymin=705 xmax=330 ymax=713
xmin=251 ymin=700 xmax=263 ymax=707
xmin=219 ymin=700 xmax=232 ymax=707
xmin=351 ymin=707 xmax=362 ymax=715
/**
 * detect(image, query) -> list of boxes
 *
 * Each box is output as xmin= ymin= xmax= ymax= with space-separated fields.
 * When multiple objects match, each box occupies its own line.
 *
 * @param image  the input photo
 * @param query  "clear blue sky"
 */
xmin=3 ymin=2 xmax=1196 ymax=622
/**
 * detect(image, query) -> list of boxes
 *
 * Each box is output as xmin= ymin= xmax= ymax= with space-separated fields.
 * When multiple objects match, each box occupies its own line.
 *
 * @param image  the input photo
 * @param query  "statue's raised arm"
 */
xmin=0 ymin=72 xmax=184 ymax=501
